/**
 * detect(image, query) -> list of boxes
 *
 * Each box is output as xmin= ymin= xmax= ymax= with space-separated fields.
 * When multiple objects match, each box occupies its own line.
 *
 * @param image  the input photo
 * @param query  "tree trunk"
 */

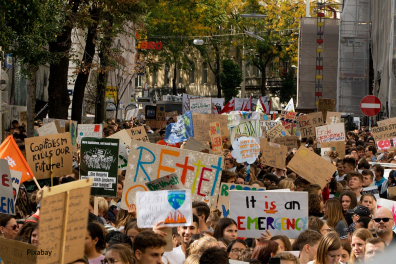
xmin=95 ymin=71 xmax=108 ymax=124
xmin=71 ymin=7 xmax=100 ymax=123
xmin=27 ymin=67 xmax=38 ymax=137
xmin=172 ymin=63 xmax=177 ymax=95
xmin=261 ymin=69 xmax=267 ymax=96
xmin=47 ymin=0 xmax=80 ymax=119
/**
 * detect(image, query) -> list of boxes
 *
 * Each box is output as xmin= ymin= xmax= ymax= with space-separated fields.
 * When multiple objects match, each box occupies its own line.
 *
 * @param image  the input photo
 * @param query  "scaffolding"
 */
xmin=336 ymin=0 xmax=371 ymax=116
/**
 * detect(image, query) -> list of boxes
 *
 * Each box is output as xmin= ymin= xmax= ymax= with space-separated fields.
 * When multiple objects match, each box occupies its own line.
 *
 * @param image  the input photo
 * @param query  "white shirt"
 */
xmin=336 ymin=174 xmax=346 ymax=182
xmin=162 ymin=245 xmax=185 ymax=264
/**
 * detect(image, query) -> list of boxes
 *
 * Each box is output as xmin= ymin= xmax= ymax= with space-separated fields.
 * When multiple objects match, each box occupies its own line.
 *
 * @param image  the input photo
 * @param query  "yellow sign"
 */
xmin=105 ymin=86 xmax=117 ymax=102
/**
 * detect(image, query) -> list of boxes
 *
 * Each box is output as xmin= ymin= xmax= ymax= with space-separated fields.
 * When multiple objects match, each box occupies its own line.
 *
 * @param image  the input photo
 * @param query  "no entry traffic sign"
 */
xmin=360 ymin=95 xmax=381 ymax=116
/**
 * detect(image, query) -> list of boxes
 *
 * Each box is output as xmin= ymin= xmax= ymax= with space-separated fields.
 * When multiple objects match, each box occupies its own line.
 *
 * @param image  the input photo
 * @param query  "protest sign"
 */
xmin=260 ymin=142 xmax=287 ymax=169
xmin=0 ymin=159 xmax=14 ymax=215
xmin=287 ymin=146 xmax=336 ymax=188
xmin=274 ymin=136 xmax=299 ymax=149
xmin=136 ymin=189 xmax=192 ymax=228
xmin=296 ymin=112 xmax=325 ymax=138
xmin=326 ymin=112 xmax=341 ymax=124
xmin=228 ymin=111 xmax=261 ymax=141
xmin=0 ymin=237 xmax=37 ymax=264
xmin=44 ymin=118 xmax=67 ymax=132
xmin=69 ymin=120 xmax=78 ymax=154
xmin=189 ymin=97 xmax=212 ymax=114
xmin=156 ymin=105 xmax=166 ymax=122
xmin=146 ymin=119 xmax=167 ymax=129
xmin=130 ymin=126 xmax=149 ymax=142
xmin=192 ymin=113 xmax=228 ymax=143
xmin=145 ymin=173 xmax=185 ymax=191
xmin=320 ymin=141 xmax=346 ymax=158
xmin=182 ymin=93 xmax=200 ymax=114
xmin=37 ymin=121 xmax=58 ymax=136
xmin=230 ymin=190 xmax=308 ymax=238
xmin=80 ymin=138 xmax=119 ymax=197
xmin=388 ymin=186 xmax=396 ymax=197
xmin=218 ymin=183 xmax=265 ymax=218
xmin=184 ymin=137 xmax=212 ymax=153
xmin=108 ymin=130 xmax=132 ymax=170
xmin=25 ymin=133 xmax=73 ymax=180
xmin=145 ymin=105 xmax=157 ymax=119
xmin=267 ymin=122 xmax=290 ymax=140
xmin=121 ymin=141 xmax=223 ymax=209
xmin=10 ymin=170 xmax=22 ymax=207
xmin=262 ymin=121 xmax=278 ymax=131
xmin=361 ymin=186 xmax=379 ymax=200
xmin=210 ymin=122 xmax=223 ymax=155
xmin=372 ymin=123 xmax=396 ymax=151
xmin=38 ymin=178 xmax=93 ymax=264
xmin=77 ymin=124 xmax=102 ymax=144
xmin=315 ymin=123 xmax=346 ymax=143
xmin=317 ymin=98 xmax=335 ymax=120
xmin=231 ymin=137 xmax=260 ymax=164
xmin=165 ymin=111 xmax=194 ymax=144
xmin=212 ymin=98 xmax=224 ymax=112
xmin=378 ymin=117 xmax=396 ymax=127
xmin=166 ymin=111 xmax=178 ymax=118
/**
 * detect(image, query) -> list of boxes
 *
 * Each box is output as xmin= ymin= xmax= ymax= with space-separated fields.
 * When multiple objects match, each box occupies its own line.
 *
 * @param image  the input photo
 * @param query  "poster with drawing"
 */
xmin=136 ymin=189 xmax=192 ymax=228
xmin=182 ymin=93 xmax=200 ymax=114
xmin=145 ymin=173 xmax=185 ymax=191
xmin=108 ymin=130 xmax=132 ymax=171
xmin=189 ymin=98 xmax=212 ymax=114
xmin=80 ymin=138 xmax=119 ymax=197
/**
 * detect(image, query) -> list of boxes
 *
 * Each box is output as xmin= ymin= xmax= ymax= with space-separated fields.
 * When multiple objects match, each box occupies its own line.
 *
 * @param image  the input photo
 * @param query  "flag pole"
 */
xmin=32 ymin=177 xmax=42 ymax=191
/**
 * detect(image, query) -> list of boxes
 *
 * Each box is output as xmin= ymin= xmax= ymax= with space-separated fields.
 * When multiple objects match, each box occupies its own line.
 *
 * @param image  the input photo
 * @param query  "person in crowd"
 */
xmin=133 ymin=230 xmax=166 ymax=264
xmin=271 ymin=235 xmax=292 ymax=252
xmin=350 ymin=228 xmax=373 ymax=264
xmin=217 ymin=238 xmax=229 ymax=249
xmin=336 ymin=160 xmax=346 ymax=182
xmin=323 ymin=199 xmax=348 ymax=241
xmin=104 ymin=244 xmax=134 ymax=264
xmin=124 ymin=220 xmax=144 ymax=242
xmin=295 ymin=229 xmax=323 ymax=264
xmin=308 ymin=216 xmax=332 ymax=235
xmin=361 ymin=169 xmax=374 ymax=188
xmin=235 ymin=175 xmax=245 ymax=184
xmin=89 ymin=197 xmax=109 ymax=225
xmin=340 ymin=191 xmax=358 ymax=226
xmin=308 ymin=232 xmax=342 ymax=264
xmin=348 ymin=172 xmax=363 ymax=201
xmin=358 ymin=193 xmax=376 ymax=214
xmin=185 ymin=254 xmax=200 ymax=264
xmin=0 ymin=215 xmax=19 ymax=239
xmin=107 ymin=232 xmax=133 ymax=249
xmin=188 ymin=235 xmax=218 ymax=257
xmin=372 ymin=207 xmax=396 ymax=246
xmin=110 ymin=179 xmax=124 ymax=209
xmin=227 ymin=239 xmax=248 ymax=260
xmin=251 ymin=240 xmax=280 ymax=264
xmin=373 ymin=164 xmax=388 ymax=198
xmin=224 ymin=158 xmax=236 ymax=172
xmin=340 ymin=242 xmax=351 ymax=264
xmin=220 ymin=170 xmax=237 ymax=183
xmin=347 ymin=205 xmax=371 ymax=234
xmin=309 ymin=193 xmax=324 ymax=217
xmin=304 ymin=184 xmax=322 ymax=196
xmin=84 ymin=222 xmax=106 ymax=264
xmin=277 ymin=178 xmax=295 ymax=191
xmin=199 ymin=247 xmax=228 ymax=264
xmin=238 ymin=248 xmax=254 ymax=261
xmin=363 ymin=237 xmax=386 ymax=262
xmin=162 ymin=214 xmax=200 ymax=264
xmin=192 ymin=201 xmax=211 ymax=232
xmin=115 ymin=208 xmax=136 ymax=230
xmin=13 ymin=221 xmax=37 ymax=244
xmin=273 ymin=167 xmax=286 ymax=178
xmin=213 ymin=218 xmax=238 ymax=243
xmin=262 ymin=174 xmax=281 ymax=188
xmin=343 ymin=157 xmax=356 ymax=175
xmin=356 ymin=146 xmax=365 ymax=160
xmin=365 ymin=145 xmax=377 ymax=162
xmin=273 ymin=252 xmax=299 ymax=264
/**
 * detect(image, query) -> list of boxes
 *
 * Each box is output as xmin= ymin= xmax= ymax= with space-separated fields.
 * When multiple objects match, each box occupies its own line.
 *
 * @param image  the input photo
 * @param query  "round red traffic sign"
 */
xmin=360 ymin=95 xmax=381 ymax=116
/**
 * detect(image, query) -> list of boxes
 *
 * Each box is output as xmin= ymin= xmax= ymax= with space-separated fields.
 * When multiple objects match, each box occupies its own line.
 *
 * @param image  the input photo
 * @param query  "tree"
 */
xmin=279 ymin=71 xmax=296 ymax=104
xmin=220 ymin=59 xmax=243 ymax=102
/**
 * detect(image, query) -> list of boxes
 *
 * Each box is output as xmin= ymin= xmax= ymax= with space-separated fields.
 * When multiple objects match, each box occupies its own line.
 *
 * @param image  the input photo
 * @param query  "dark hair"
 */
xmin=107 ymin=244 xmax=134 ymax=263
xmin=251 ymin=240 xmax=279 ymax=264
xmin=105 ymin=231 xmax=122 ymax=244
xmin=339 ymin=191 xmax=358 ymax=211
xmin=199 ymin=247 xmax=229 ymax=264
xmin=133 ymin=230 xmax=166 ymax=253
xmin=361 ymin=169 xmax=374 ymax=181
xmin=373 ymin=164 xmax=384 ymax=177
xmin=271 ymin=235 xmax=292 ymax=251
xmin=213 ymin=218 xmax=237 ymax=241
xmin=308 ymin=216 xmax=325 ymax=233
xmin=358 ymin=160 xmax=370 ymax=170
xmin=87 ymin=222 xmax=106 ymax=251
xmin=343 ymin=157 xmax=356 ymax=169
xmin=192 ymin=201 xmax=210 ymax=221
xmin=304 ymin=184 xmax=322 ymax=195
xmin=12 ymin=120 xmax=19 ymax=125
xmin=263 ymin=174 xmax=280 ymax=185
xmin=356 ymin=216 xmax=371 ymax=229
xmin=14 ymin=222 xmax=38 ymax=243
xmin=348 ymin=172 xmax=363 ymax=182
xmin=295 ymin=229 xmax=322 ymax=251
xmin=342 ymin=241 xmax=352 ymax=255
xmin=366 ymin=237 xmax=386 ymax=248
xmin=221 ymin=170 xmax=238 ymax=183
xmin=108 ymin=232 xmax=133 ymax=248
xmin=0 ymin=214 xmax=15 ymax=227
xmin=226 ymin=239 xmax=247 ymax=253
xmin=308 ymin=194 xmax=323 ymax=215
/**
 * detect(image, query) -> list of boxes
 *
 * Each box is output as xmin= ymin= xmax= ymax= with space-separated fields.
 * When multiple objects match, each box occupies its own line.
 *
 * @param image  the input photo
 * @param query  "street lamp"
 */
xmin=193 ymin=39 xmax=204 ymax=45
xmin=244 ymin=30 xmax=265 ymax=42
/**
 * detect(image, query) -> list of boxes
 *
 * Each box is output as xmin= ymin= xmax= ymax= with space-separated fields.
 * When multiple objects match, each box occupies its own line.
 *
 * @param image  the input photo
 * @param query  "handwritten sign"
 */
xmin=10 ymin=170 xmax=22 ymax=207
xmin=25 ymin=133 xmax=73 ymax=179
xmin=80 ymin=138 xmax=119 ymax=197
xmin=69 ymin=120 xmax=78 ymax=154
xmin=121 ymin=141 xmax=223 ymax=209
xmin=108 ymin=130 xmax=132 ymax=170
xmin=296 ymin=112 xmax=324 ymax=138
xmin=183 ymin=93 xmax=200 ymax=114
xmin=130 ymin=126 xmax=149 ymax=142
xmin=274 ymin=136 xmax=299 ymax=149
xmin=218 ymin=183 xmax=265 ymax=218
xmin=145 ymin=173 xmax=185 ymax=191
xmin=192 ymin=113 xmax=228 ymax=143
xmin=184 ymin=137 xmax=212 ymax=153
xmin=156 ymin=105 xmax=166 ymax=122
xmin=321 ymin=141 xmax=346 ymax=158
xmin=190 ymin=98 xmax=212 ymax=114
xmin=44 ymin=118 xmax=67 ymax=132
xmin=0 ymin=237 xmax=37 ymax=264
xmin=77 ymin=124 xmax=102 ymax=144
xmin=0 ymin=159 xmax=14 ymax=215
xmin=326 ymin=112 xmax=341 ymax=124
xmin=261 ymin=142 xmax=287 ymax=169
xmin=38 ymin=178 xmax=93 ymax=264
xmin=37 ymin=121 xmax=58 ymax=136
xmin=210 ymin=122 xmax=223 ymax=155
xmin=315 ymin=123 xmax=345 ymax=143
xmin=230 ymin=190 xmax=308 ymax=238
xmin=388 ymin=186 xmax=396 ymax=197
xmin=378 ymin=117 xmax=396 ymax=127
xmin=231 ymin=137 xmax=260 ymax=164
xmin=136 ymin=190 xmax=192 ymax=228
xmin=318 ymin=99 xmax=335 ymax=120
xmin=267 ymin=122 xmax=290 ymax=140
xmin=372 ymin=123 xmax=396 ymax=142
xmin=287 ymin=146 xmax=336 ymax=188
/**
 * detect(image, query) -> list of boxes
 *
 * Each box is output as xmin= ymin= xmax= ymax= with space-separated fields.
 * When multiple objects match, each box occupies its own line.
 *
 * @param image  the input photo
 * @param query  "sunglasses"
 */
xmin=373 ymin=218 xmax=393 ymax=223
xmin=7 ymin=224 xmax=18 ymax=230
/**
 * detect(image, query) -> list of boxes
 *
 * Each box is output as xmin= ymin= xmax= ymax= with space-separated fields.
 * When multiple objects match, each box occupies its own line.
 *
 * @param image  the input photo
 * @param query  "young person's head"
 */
xmin=85 ymin=222 xmax=106 ymax=255
xmin=357 ymin=145 xmax=365 ymax=158
xmin=359 ymin=193 xmax=376 ymax=213
xmin=350 ymin=228 xmax=373 ymax=263
xmin=270 ymin=235 xmax=292 ymax=252
xmin=226 ymin=239 xmax=248 ymax=260
xmin=348 ymin=172 xmax=363 ymax=191
xmin=192 ymin=201 xmax=210 ymax=222
xmin=342 ymin=157 xmax=356 ymax=174
xmin=347 ymin=205 xmax=371 ymax=223
xmin=361 ymin=169 xmax=374 ymax=187
xmin=199 ymin=247 xmax=228 ymax=264
xmin=308 ymin=216 xmax=331 ymax=235
xmin=323 ymin=199 xmax=347 ymax=229
xmin=340 ymin=242 xmax=351 ymax=264
xmin=365 ymin=145 xmax=377 ymax=157
xmin=295 ymin=229 xmax=322 ymax=262
xmin=339 ymin=191 xmax=358 ymax=212
xmin=304 ymin=184 xmax=322 ymax=196
xmin=221 ymin=170 xmax=237 ymax=183
xmin=224 ymin=158 xmax=235 ymax=170
xmin=105 ymin=244 xmax=134 ymax=264
xmin=124 ymin=220 xmax=144 ymax=242
xmin=373 ymin=164 xmax=384 ymax=179
xmin=133 ymin=230 xmax=166 ymax=264
xmin=178 ymin=214 xmax=200 ymax=245
xmin=336 ymin=160 xmax=344 ymax=176
xmin=364 ymin=237 xmax=386 ymax=262
xmin=188 ymin=235 xmax=218 ymax=257
xmin=213 ymin=218 xmax=237 ymax=243
xmin=274 ymin=251 xmax=299 ymax=264
xmin=251 ymin=240 xmax=280 ymax=264
xmin=308 ymin=194 xmax=324 ymax=215
xmin=314 ymin=232 xmax=342 ymax=264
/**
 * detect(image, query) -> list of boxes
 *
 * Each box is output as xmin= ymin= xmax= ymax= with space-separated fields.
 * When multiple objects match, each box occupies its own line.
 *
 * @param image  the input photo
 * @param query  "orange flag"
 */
xmin=0 ymin=136 xmax=34 ymax=183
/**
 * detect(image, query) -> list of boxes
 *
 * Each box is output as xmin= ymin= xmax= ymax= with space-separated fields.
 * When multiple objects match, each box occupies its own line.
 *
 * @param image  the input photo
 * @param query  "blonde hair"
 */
xmin=97 ymin=197 xmax=109 ymax=214
xmin=314 ymin=232 xmax=342 ymax=264
xmin=185 ymin=254 xmax=200 ymax=264
xmin=278 ymin=179 xmax=295 ymax=191
xmin=323 ymin=199 xmax=347 ymax=229
xmin=206 ymin=211 xmax=220 ymax=230
xmin=188 ymin=236 xmax=218 ymax=256
xmin=350 ymin=229 xmax=373 ymax=264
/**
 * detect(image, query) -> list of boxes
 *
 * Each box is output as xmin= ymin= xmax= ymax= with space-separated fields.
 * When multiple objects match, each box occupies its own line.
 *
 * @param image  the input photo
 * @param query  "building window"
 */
xmin=189 ymin=63 xmax=195 ymax=84
xmin=164 ymin=64 xmax=170 ymax=85
xmin=202 ymin=62 xmax=208 ymax=84
xmin=134 ymin=76 xmax=142 ymax=87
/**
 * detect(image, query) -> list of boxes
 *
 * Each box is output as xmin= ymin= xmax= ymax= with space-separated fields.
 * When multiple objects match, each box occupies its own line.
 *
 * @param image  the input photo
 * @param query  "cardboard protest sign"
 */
xmin=0 ymin=159 xmax=14 ymax=215
xmin=231 ymin=137 xmax=260 ymax=164
xmin=317 ymin=98 xmax=335 ymax=120
xmin=146 ymin=119 xmax=167 ymax=129
xmin=10 ymin=170 xmax=22 ymax=207
xmin=209 ymin=122 xmax=223 ymax=155
xmin=320 ymin=141 xmax=346 ymax=158
xmin=184 ymin=137 xmax=212 ymax=153
xmin=326 ymin=112 xmax=341 ymax=124
xmin=228 ymin=111 xmax=261 ymax=141
xmin=25 ymin=133 xmax=73 ymax=180
xmin=218 ymin=183 xmax=265 ymax=218
xmin=145 ymin=173 xmax=185 ymax=191
xmin=130 ymin=126 xmax=149 ymax=142
xmin=189 ymin=97 xmax=212 ymax=114
xmin=165 ymin=111 xmax=194 ymax=144
xmin=69 ymin=120 xmax=78 ymax=154
xmin=372 ymin=123 xmax=396 ymax=152
xmin=274 ymin=136 xmax=299 ymax=149
xmin=262 ymin=121 xmax=278 ymax=131
xmin=38 ymin=178 xmax=93 ymax=264
xmin=108 ymin=130 xmax=132 ymax=171
xmin=183 ymin=93 xmax=200 ymax=113
xmin=121 ymin=141 xmax=224 ymax=209
xmin=37 ymin=121 xmax=58 ymax=136
xmin=315 ymin=123 xmax=346 ymax=143
xmin=378 ymin=117 xmax=396 ymax=127
xmin=80 ymin=138 xmax=119 ymax=197
xmin=260 ymin=142 xmax=287 ymax=169
xmin=136 ymin=190 xmax=192 ymax=228
xmin=388 ymin=186 xmax=396 ymax=197
xmin=287 ymin=146 xmax=336 ymax=188
xmin=296 ymin=112 xmax=325 ymax=138
xmin=0 ymin=237 xmax=37 ymax=264
xmin=77 ymin=124 xmax=103 ymax=144
xmin=230 ymin=190 xmax=308 ymax=238
xmin=166 ymin=111 xmax=178 ymax=118
xmin=156 ymin=105 xmax=166 ymax=121
xmin=192 ymin=113 xmax=228 ymax=143
xmin=267 ymin=122 xmax=290 ymax=140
